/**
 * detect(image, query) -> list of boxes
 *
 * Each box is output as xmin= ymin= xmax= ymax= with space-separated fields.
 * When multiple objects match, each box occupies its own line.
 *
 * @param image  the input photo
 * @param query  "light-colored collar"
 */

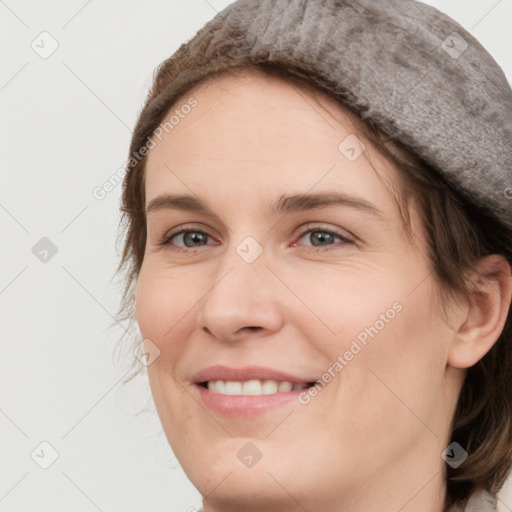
xmin=446 ymin=489 xmax=498 ymax=511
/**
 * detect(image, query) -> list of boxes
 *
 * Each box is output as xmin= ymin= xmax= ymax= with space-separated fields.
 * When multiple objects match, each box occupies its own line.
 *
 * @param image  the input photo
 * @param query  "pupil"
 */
xmin=312 ymin=232 xmax=332 ymax=246
xmin=185 ymin=232 xmax=205 ymax=247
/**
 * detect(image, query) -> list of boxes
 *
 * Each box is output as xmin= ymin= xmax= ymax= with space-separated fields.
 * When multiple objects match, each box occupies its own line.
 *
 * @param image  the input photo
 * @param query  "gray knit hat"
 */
xmin=156 ymin=0 xmax=512 ymax=232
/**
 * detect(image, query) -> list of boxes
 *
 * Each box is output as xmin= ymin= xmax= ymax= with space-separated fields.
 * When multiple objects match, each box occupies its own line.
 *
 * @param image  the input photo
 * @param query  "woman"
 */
xmin=115 ymin=1 xmax=512 ymax=510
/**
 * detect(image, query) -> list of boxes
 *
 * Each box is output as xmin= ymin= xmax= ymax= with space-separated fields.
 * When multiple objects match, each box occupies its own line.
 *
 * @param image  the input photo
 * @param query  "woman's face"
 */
xmin=136 ymin=71 xmax=463 ymax=511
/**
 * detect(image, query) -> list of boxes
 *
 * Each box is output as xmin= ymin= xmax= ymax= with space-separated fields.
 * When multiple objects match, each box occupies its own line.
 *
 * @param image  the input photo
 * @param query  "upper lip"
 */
xmin=193 ymin=365 xmax=318 ymax=384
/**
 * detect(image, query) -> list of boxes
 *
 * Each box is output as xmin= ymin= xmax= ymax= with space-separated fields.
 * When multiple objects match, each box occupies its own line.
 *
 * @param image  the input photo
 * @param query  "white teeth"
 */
xmin=224 ymin=381 xmax=242 ymax=395
xmin=242 ymin=380 xmax=262 ymax=395
xmin=216 ymin=380 xmax=226 ymax=394
xmin=278 ymin=381 xmax=293 ymax=392
xmin=261 ymin=380 xmax=278 ymax=394
xmin=205 ymin=379 xmax=307 ymax=396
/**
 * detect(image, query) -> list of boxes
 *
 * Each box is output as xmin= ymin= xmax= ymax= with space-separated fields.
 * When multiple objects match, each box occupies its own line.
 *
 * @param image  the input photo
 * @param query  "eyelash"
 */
xmin=159 ymin=224 xmax=354 ymax=254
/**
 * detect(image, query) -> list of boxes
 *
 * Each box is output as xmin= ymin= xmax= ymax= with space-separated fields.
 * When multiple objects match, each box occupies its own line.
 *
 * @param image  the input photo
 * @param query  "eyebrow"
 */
xmin=145 ymin=192 xmax=384 ymax=219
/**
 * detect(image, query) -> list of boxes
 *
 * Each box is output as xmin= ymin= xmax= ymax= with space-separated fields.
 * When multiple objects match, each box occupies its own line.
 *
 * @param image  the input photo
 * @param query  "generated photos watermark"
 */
xmin=298 ymin=301 xmax=403 ymax=405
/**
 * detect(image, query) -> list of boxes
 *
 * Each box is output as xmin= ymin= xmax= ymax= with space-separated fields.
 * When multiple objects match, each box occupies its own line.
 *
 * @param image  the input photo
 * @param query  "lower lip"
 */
xmin=195 ymin=384 xmax=308 ymax=417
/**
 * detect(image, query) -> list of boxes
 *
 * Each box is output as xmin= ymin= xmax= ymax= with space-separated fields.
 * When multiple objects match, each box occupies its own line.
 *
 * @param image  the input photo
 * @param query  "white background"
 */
xmin=1 ymin=1 xmax=511 ymax=511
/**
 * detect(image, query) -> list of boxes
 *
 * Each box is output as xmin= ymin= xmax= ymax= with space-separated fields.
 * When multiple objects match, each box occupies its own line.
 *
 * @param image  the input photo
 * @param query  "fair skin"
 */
xmin=135 ymin=70 xmax=512 ymax=512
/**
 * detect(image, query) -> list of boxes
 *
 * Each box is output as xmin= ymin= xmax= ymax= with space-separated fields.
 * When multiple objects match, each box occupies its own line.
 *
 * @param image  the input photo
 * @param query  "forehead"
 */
xmin=143 ymin=69 xmax=405 ymax=221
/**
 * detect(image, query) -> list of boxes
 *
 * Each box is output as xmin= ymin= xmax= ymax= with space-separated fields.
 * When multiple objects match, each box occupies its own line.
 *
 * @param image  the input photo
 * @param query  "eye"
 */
xmin=293 ymin=224 xmax=353 ymax=252
xmin=160 ymin=227 xmax=217 ymax=253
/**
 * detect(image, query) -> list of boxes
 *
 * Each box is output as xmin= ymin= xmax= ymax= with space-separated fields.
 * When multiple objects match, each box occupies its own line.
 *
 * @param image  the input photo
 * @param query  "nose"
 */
xmin=196 ymin=246 xmax=284 ymax=343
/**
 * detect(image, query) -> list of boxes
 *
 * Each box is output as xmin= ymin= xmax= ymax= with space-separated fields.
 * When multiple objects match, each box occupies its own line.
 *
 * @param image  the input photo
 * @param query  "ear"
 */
xmin=447 ymin=254 xmax=512 ymax=369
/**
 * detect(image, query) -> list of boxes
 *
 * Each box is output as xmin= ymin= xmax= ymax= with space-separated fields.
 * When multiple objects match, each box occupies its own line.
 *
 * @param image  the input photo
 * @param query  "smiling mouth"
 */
xmin=200 ymin=379 xmax=317 ymax=396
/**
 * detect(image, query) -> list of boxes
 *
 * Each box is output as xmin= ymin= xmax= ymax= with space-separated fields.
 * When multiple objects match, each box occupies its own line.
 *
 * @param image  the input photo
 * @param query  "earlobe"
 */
xmin=447 ymin=254 xmax=512 ymax=369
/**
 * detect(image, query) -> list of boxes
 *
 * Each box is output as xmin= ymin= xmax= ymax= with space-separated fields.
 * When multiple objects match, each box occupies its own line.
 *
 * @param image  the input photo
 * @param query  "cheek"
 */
xmin=135 ymin=262 xmax=199 ymax=342
xmin=307 ymin=265 xmax=446 ymax=413
xmin=135 ymin=263 xmax=195 ymax=392
xmin=289 ymin=261 xmax=407 ymax=354
xmin=135 ymin=266 xmax=197 ymax=441
xmin=335 ymin=280 xmax=446 ymax=439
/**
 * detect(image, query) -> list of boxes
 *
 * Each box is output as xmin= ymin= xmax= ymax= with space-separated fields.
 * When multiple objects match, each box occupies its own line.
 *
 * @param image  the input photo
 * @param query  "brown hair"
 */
xmin=114 ymin=26 xmax=512 ymax=511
